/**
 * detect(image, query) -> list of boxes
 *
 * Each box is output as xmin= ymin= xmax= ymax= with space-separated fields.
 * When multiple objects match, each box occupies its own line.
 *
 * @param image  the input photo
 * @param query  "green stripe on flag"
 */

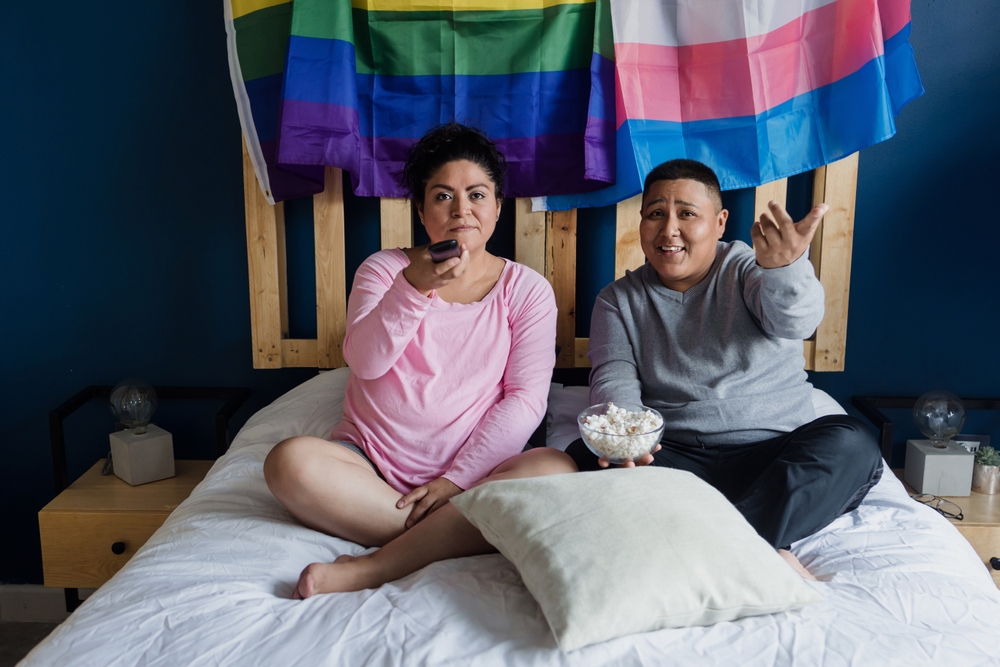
xmin=357 ymin=5 xmax=595 ymax=75
xmin=234 ymin=3 xmax=293 ymax=81
xmin=288 ymin=1 xmax=595 ymax=76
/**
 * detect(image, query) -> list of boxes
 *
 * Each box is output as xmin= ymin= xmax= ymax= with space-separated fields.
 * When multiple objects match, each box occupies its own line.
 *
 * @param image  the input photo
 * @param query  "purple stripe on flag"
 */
xmin=259 ymin=140 xmax=325 ymax=201
xmin=277 ymin=99 xmax=361 ymax=173
xmin=584 ymin=52 xmax=617 ymax=183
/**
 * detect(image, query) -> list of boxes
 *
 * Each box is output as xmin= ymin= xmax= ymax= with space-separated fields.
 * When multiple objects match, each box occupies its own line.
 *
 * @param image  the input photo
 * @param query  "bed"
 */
xmin=21 ymin=368 xmax=1000 ymax=666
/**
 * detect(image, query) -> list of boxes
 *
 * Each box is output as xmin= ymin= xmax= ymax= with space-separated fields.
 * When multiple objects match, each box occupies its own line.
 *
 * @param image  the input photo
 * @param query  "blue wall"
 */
xmin=1 ymin=1 xmax=998 ymax=584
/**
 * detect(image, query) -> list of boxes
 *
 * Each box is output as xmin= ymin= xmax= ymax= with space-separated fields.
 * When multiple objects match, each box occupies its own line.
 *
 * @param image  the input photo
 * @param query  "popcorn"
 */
xmin=579 ymin=403 xmax=664 ymax=461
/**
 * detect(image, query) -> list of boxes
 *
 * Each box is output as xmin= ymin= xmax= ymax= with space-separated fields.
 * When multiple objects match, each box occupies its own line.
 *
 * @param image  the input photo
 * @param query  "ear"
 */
xmin=416 ymin=201 xmax=425 ymax=225
xmin=716 ymin=208 xmax=728 ymax=239
xmin=495 ymin=198 xmax=502 ymax=219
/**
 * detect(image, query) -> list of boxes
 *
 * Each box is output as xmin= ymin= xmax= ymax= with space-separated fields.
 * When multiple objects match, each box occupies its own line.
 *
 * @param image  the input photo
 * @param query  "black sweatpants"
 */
xmin=565 ymin=415 xmax=883 ymax=549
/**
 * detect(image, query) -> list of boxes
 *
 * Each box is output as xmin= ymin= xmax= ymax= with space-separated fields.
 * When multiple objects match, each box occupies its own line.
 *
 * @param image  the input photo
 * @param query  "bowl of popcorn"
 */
xmin=578 ymin=403 xmax=664 ymax=464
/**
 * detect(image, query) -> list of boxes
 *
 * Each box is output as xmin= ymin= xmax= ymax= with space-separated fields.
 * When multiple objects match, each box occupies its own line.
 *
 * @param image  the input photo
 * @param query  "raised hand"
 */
xmin=396 ymin=476 xmax=462 ymax=528
xmin=402 ymin=243 xmax=471 ymax=296
xmin=750 ymin=201 xmax=829 ymax=269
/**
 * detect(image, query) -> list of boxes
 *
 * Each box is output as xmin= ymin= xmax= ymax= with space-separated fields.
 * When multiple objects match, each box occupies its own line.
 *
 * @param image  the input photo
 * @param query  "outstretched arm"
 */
xmin=744 ymin=201 xmax=827 ymax=339
xmin=588 ymin=292 xmax=643 ymax=407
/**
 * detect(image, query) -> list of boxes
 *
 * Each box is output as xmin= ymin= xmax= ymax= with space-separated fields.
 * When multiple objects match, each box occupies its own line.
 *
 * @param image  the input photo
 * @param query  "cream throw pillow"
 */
xmin=451 ymin=467 xmax=822 ymax=651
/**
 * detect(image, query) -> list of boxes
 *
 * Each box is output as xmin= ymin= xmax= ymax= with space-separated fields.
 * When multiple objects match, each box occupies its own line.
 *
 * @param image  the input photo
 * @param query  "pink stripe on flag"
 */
xmin=878 ymin=0 xmax=912 ymax=40
xmin=615 ymin=0 xmax=884 ymax=124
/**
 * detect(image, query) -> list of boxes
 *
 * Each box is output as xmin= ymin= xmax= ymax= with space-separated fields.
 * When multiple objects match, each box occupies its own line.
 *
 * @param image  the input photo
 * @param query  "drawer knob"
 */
xmin=111 ymin=542 xmax=126 ymax=555
xmin=991 ymin=557 xmax=1000 ymax=571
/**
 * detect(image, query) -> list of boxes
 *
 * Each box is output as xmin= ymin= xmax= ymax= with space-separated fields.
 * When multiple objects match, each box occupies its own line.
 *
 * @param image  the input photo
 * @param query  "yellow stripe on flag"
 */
xmin=352 ymin=0 xmax=592 ymax=11
xmin=231 ymin=0 xmax=290 ymax=20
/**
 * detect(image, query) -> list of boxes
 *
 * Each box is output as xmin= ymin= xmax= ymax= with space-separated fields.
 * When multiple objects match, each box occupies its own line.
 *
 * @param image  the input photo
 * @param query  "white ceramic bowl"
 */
xmin=578 ymin=403 xmax=664 ymax=464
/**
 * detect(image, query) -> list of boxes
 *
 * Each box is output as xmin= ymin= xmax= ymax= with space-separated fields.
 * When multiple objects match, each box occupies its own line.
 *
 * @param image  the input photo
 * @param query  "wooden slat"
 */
xmin=243 ymin=138 xmax=285 ymax=368
xmin=547 ymin=210 xmax=577 ymax=368
xmin=615 ymin=194 xmax=644 ymax=280
xmin=810 ymin=153 xmax=858 ymax=371
xmin=380 ymin=198 xmax=413 ymax=249
xmin=314 ymin=167 xmax=347 ymax=368
xmin=514 ymin=198 xmax=546 ymax=275
xmin=281 ymin=339 xmax=319 ymax=367
xmin=574 ymin=337 xmax=591 ymax=368
xmin=752 ymin=178 xmax=788 ymax=226
xmin=803 ymin=340 xmax=816 ymax=371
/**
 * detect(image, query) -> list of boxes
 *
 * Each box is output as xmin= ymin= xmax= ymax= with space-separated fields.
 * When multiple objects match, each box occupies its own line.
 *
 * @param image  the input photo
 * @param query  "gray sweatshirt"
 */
xmin=588 ymin=241 xmax=823 ymax=446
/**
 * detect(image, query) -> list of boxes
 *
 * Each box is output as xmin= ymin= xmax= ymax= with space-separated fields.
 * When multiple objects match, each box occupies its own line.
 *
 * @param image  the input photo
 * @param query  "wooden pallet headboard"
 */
xmin=243 ymin=140 xmax=857 ymax=372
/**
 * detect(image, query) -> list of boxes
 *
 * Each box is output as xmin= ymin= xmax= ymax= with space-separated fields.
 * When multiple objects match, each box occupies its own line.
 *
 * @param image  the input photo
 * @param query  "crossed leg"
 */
xmin=264 ymin=440 xmax=577 ymax=598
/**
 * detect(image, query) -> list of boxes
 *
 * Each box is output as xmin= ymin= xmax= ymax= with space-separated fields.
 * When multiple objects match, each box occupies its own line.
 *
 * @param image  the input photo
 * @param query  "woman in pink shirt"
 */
xmin=264 ymin=124 xmax=577 ymax=598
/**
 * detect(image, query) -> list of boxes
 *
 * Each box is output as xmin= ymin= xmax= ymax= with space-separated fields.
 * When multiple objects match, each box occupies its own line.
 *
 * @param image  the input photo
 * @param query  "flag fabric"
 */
xmin=275 ymin=0 xmax=614 ymax=201
xmin=225 ymin=0 xmax=325 ymax=204
xmin=226 ymin=0 xmax=922 ymax=208
xmin=540 ymin=0 xmax=923 ymax=210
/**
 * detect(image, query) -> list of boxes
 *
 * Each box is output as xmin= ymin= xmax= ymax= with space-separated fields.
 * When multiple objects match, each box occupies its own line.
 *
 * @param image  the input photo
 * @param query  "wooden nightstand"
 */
xmin=39 ymin=459 xmax=213 ymax=590
xmin=892 ymin=469 xmax=1000 ymax=588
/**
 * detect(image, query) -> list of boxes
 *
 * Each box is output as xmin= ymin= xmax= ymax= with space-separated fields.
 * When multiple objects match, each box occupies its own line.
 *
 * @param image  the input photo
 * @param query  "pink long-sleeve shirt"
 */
xmin=329 ymin=249 xmax=557 ymax=493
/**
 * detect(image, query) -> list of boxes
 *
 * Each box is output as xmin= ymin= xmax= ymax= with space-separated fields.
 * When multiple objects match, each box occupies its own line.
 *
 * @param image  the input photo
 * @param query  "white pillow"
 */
xmin=451 ymin=467 xmax=822 ymax=652
xmin=545 ymin=386 xmax=846 ymax=450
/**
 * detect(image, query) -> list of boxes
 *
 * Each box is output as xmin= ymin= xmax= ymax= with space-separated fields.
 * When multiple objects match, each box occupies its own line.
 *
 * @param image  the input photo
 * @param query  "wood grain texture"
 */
xmin=615 ymin=194 xmax=644 ymax=280
xmin=752 ymin=178 xmax=788 ymax=229
xmin=810 ymin=153 xmax=858 ymax=372
xmin=514 ymin=198 xmax=546 ymax=276
xmin=39 ymin=460 xmax=212 ymax=588
xmin=281 ymin=339 xmax=319 ymax=367
xmin=547 ymin=210 xmax=577 ymax=368
xmin=574 ymin=337 xmax=590 ymax=368
xmin=380 ymin=198 xmax=413 ymax=250
xmin=243 ymin=138 xmax=286 ymax=368
xmin=314 ymin=166 xmax=347 ymax=368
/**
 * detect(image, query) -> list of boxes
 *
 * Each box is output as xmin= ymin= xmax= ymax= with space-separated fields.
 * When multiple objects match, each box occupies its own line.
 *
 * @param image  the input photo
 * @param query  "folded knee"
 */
xmin=529 ymin=447 xmax=579 ymax=475
xmin=263 ymin=437 xmax=313 ymax=493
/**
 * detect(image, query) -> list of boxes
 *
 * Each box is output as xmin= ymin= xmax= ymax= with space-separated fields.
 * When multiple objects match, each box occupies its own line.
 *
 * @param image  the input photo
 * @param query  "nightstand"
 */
xmin=39 ymin=459 xmax=213 ymax=590
xmin=44 ymin=384 xmax=249 ymax=611
xmin=892 ymin=469 xmax=1000 ymax=589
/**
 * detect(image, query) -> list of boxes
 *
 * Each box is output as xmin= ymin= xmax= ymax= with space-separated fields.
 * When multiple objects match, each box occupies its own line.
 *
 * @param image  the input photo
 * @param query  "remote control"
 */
xmin=428 ymin=239 xmax=461 ymax=263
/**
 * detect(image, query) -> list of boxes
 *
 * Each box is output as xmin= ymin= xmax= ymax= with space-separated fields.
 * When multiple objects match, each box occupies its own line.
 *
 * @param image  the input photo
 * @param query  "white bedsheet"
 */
xmin=22 ymin=370 xmax=1000 ymax=666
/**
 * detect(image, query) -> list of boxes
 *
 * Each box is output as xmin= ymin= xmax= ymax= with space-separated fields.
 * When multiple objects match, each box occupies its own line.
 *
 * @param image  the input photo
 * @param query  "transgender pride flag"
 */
xmin=541 ymin=0 xmax=923 ymax=209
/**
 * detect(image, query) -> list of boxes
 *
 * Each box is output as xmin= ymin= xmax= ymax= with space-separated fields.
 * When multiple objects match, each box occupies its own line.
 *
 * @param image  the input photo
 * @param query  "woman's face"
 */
xmin=417 ymin=159 xmax=500 ymax=254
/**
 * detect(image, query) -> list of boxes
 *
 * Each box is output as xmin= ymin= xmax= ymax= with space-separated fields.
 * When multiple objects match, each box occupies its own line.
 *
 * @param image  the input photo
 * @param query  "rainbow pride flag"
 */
xmin=226 ymin=0 xmax=325 ymax=204
xmin=541 ymin=0 xmax=923 ymax=210
xmin=275 ymin=0 xmax=615 ymax=200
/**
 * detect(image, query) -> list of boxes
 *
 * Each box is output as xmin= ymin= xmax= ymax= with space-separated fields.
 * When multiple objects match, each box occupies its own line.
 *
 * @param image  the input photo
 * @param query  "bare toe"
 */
xmin=777 ymin=549 xmax=817 ymax=581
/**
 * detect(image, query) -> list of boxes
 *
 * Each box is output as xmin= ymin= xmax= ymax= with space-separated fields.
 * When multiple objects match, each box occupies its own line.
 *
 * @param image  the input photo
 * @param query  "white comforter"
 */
xmin=22 ymin=370 xmax=1000 ymax=666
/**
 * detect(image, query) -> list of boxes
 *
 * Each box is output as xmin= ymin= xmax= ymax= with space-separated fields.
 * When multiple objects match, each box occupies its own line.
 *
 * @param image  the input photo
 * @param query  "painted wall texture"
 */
xmin=1 ymin=1 xmax=998 ymax=584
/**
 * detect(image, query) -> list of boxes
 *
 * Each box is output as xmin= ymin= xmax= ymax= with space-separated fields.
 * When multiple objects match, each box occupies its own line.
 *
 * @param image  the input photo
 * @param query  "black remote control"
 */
xmin=428 ymin=239 xmax=461 ymax=262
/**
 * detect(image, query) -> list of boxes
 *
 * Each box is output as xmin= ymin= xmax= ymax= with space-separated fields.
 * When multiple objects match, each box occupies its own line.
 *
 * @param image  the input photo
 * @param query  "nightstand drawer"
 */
xmin=38 ymin=460 xmax=213 ymax=590
xmin=39 ymin=511 xmax=169 ymax=588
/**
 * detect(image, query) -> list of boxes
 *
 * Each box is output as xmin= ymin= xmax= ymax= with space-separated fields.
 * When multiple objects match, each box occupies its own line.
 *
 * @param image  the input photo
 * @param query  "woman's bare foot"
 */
xmin=292 ymin=554 xmax=384 ymax=599
xmin=777 ymin=549 xmax=817 ymax=581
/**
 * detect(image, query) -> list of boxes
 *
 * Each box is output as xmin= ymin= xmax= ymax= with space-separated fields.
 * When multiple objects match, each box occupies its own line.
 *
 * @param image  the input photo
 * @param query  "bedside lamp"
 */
xmin=108 ymin=380 xmax=175 ymax=485
xmin=905 ymin=391 xmax=973 ymax=496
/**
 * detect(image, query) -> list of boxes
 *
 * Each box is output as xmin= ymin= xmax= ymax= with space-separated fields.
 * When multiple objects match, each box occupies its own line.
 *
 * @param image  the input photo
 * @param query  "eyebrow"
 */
xmin=428 ymin=183 xmax=490 ymax=192
xmin=643 ymin=198 xmax=699 ymax=209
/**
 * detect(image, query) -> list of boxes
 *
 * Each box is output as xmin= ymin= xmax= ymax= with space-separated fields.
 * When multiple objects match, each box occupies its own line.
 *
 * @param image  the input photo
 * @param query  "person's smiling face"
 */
xmin=639 ymin=178 xmax=728 ymax=292
xmin=417 ymin=159 xmax=501 ymax=255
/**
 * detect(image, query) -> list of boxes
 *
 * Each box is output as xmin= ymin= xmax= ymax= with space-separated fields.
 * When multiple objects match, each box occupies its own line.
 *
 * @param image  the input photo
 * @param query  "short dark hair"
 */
xmin=402 ymin=123 xmax=507 ymax=204
xmin=642 ymin=159 xmax=723 ymax=212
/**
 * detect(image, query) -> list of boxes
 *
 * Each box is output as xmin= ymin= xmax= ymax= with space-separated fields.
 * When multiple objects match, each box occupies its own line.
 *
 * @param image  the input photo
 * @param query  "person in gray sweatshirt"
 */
xmin=566 ymin=159 xmax=882 ymax=573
